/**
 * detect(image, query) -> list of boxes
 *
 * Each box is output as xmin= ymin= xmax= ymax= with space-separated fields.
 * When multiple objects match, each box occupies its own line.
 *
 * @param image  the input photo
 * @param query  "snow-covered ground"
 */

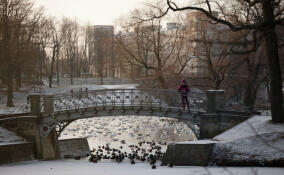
xmin=0 ymin=160 xmax=283 ymax=175
xmin=1 ymin=83 xmax=284 ymax=173
xmin=0 ymin=87 xmax=31 ymax=115
xmin=211 ymin=115 xmax=284 ymax=165
xmin=0 ymin=127 xmax=26 ymax=146
xmin=214 ymin=115 xmax=284 ymax=142
xmin=40 ymin=84 xmax=137 ymax=94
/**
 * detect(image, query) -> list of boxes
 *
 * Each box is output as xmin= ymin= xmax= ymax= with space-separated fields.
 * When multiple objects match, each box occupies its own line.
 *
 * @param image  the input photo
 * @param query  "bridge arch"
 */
xmin=52 ymin=115 xmax=200 ymax=143
xmin=0 ymin=89 xmax=251 ymax=160
xmin=34 ymin=88 xmax=206 ymax=139
xmin=40 ymin=113 xmax=201 ymax=140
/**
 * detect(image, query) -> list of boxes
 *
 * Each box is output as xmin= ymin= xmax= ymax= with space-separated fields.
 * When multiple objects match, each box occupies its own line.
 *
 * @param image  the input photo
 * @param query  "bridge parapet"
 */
xmin=206 ymin=90 xmax=225 ymax=113
xmin=30 ymin=89 xmax=207 ymax=114
xmin=27 ymin=89 xmax=252 ymax=138
xmin=1 ymin=89 xmax=251 ymax=161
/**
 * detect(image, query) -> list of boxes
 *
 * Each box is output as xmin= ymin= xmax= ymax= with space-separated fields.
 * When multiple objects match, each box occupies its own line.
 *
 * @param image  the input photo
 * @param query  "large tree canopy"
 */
xmin=162 ymin=0 xmax=284 ymax=123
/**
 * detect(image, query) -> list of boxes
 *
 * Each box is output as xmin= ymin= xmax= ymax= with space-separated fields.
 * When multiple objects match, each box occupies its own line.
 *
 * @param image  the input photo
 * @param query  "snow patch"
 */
xmin=0 ymin=160 xmax=283 ymax=175
xmin=213 ymin=115 xmax=284 ymax=142
xmin=211 ymin=115 xmax=284 ymax=164
xmin=0 ymin=127 xmax=26 ymax=145
xmin=177 ymin=139 xmax=216 ymax=144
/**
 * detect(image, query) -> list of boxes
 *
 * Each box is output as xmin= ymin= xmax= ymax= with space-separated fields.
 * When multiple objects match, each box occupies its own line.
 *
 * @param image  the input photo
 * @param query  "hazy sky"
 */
xmin=34 ymin=0 xmax=146 ymax=25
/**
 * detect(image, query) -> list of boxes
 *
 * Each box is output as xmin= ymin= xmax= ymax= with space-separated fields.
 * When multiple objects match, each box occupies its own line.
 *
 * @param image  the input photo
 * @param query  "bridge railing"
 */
xmin=30 ymin=89 xmax=207 ymax=114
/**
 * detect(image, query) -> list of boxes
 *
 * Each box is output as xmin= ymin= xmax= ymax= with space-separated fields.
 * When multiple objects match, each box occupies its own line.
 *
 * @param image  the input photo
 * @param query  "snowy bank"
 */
xmin=210 ymin=116 xmax=284 ymax=166
xmin=213 ymin=115 xmax=284 ymax=142
xmin=0 ymin=127 xmax=26 ymax=145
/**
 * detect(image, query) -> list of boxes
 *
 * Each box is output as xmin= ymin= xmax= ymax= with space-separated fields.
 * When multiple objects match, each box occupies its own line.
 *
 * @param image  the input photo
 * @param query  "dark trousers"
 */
xmin=181 ymin=95 xmax=189 ymax=109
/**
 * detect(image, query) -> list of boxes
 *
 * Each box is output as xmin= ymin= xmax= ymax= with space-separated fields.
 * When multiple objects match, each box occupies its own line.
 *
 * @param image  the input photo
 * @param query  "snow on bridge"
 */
xmin=27 ymin=88 xmax=207 ymax=139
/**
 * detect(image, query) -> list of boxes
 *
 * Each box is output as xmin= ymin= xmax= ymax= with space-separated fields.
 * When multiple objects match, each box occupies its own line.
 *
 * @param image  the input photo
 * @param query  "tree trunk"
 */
xmin=262 ymin=0 xmax=284 ymax=123
xmin=39 ymin=56 xmax=43 ymax=82
xmin=264 ymin=30 xmax=284 ymax=122
xmin=70 ymin=64 xmax=73 ymax=85
xmin=215 ymin=79 xmax=221 ymax=90
xmin=49 ymin=75 xmax=52 ymax=88
xmin=16 ymin=69 xmax=21 ymax=91
xmin=6 ymin=72 xmax=14 ymax=107
xmin=130 ymin=63 xmax=134 ymax=83
xmin=244 ymin=82 xmax=255 ymax=111
xmin=158 ymin=76 xmax=167 ymax=89
xmin=70 ymin=56 xmax=74 ymax=85
xmin=56 ymin=47 xmax=60 ymax=86
xmin=49 ymin=59 xmax=55 ymax=88
xmin=156 ymin=68 xmax=167 ymax=89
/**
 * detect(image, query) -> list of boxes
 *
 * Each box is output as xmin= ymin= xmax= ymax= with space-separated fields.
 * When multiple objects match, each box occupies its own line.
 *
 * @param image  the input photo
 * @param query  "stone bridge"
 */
xmin=30 ymin=89 xmax=206 ymax=139
xmin=0 ymin=89 xmax=250 ymax=160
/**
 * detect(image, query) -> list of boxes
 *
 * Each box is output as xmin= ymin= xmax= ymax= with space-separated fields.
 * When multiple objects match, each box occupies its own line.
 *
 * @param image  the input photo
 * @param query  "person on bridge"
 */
xmin=178 ymin=79 xmax=190 ymax=111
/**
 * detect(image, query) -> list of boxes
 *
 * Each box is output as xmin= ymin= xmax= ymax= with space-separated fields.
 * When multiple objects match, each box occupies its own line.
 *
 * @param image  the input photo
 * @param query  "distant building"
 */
xmin=166 ymin=23 xmax=180 ymax=31
xmin=185 ymin=11 xmax=219 ymax=76
xmin=86 ymin=25 xmax=114 ymax=78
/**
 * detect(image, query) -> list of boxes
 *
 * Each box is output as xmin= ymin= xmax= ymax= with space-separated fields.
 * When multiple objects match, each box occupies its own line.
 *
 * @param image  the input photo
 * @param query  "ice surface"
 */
xmin=59 ymin=115 xmax=196 ymax=155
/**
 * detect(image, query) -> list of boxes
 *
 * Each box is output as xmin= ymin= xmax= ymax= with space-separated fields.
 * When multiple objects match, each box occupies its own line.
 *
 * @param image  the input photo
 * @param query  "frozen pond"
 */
xmin=59 ymin=115 xmax=196 ymax=158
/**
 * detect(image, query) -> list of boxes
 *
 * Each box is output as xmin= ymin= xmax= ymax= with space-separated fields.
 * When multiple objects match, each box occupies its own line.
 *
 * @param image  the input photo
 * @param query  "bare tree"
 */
xmin=61 ymin=18 xmax=80 ymax=85
xmin=163 ymin=0 xmax=284 ymax=123
xmin=0 ymin=0 xmax=43 ymax=106
xmin=117 ymin=2 xmax=192 ymax=88
xmin=77 ymin=25 xmax=90 ymax=81
xmin=191 ymin=21 xmax=246 ymax=90
xmin=229 ymin=36 xmax=270 ymax=111
xmin=38 ymin=17 xmax=64 ymax=88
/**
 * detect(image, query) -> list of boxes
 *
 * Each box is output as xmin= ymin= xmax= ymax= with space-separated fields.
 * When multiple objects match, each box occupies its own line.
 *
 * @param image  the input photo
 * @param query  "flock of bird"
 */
xmin=87 ymin=141 xmax=173 ymax=169
xmin=60 ymin=116 xmax=195 ymax=169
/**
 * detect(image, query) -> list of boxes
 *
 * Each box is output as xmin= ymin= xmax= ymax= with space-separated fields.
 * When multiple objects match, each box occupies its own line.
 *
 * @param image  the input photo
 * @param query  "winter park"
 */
xmin=1 ymin=0 xmax=284 ymax=175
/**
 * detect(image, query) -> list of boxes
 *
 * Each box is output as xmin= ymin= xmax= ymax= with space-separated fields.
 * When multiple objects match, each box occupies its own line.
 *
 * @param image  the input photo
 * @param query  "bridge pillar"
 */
xmin=206 ymin=90 xmax=225 ymax=113
xmin=43 ymin=94 xmax=54 ymax=113
xmin=199 ymin=114 xmax=249 ymax=139
xmin=29 ymin=94 xmax=41 ymax=115
xmin=0 ymin=116 xmax=41 ymax=159
xmin=200 ymin=90 xmax=250 ymax=139
xmin=39 ymin=129 xmax=60 ymax=160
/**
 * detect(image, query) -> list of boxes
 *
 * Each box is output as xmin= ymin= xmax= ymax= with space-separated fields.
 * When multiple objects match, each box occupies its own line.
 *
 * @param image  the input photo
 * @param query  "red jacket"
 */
xmin=178 ymin=84 xmax=190 ymax=96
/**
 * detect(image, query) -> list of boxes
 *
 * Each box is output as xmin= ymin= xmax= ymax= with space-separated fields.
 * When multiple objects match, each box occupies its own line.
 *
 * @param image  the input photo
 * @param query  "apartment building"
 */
xmin=86 ymin=25 xmax=114 ymax=78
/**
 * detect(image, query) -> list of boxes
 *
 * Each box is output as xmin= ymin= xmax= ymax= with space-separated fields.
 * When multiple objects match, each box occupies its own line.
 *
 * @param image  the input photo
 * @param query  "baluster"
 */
xmin=145 ymin=89 xmax=149 ymax=106
xmin=150 ymin=89 xmax=152 ymax=107
xmin=85 ymin=88 xmax=88 ymax=98
xmin=103 ymin=90 xmax=106 ymax=107
xmin=105 ymin=90 xmax=108 ymax=107
xmin=159 ymin=90 xmax=162 ymax=108
xmin=64 ymin=96 xmax=68 ymax=110
xmin=122 ymin=89 xmax=125 ymax=107
xmin=140 ymin=90 xmax=143 ymax=106
xmin=131 ymin=89 xmax=133 ymax=106
xmin=113 ymin=90 xmax=115 ymax=107
xmin=94 ymin=91 xmax=97 ymax=107
xmin=71 ymin=89 xmax=73 ymax=99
